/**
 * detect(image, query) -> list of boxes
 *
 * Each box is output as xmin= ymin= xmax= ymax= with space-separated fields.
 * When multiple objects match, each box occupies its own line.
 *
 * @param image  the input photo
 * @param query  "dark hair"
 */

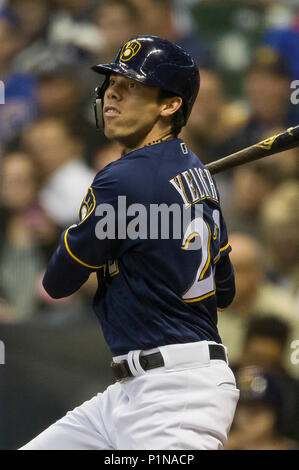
xmin=245 ymin=315 xmax=290 ymax=348
xmin=158 ymin=89 xmax=186 ymax=137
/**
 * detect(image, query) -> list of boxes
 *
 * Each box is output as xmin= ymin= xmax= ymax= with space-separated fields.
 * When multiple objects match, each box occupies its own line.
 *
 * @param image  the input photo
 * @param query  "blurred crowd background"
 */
xmin=0 ymin=0 xmax=299 ymax=450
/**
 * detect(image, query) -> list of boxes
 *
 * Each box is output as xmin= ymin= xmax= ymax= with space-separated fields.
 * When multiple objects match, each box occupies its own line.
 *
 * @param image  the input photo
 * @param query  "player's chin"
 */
xmin=103 ymin=124 xmax=120 ymax=140
xmin=104 ymin=124 xmax=129 ymax=141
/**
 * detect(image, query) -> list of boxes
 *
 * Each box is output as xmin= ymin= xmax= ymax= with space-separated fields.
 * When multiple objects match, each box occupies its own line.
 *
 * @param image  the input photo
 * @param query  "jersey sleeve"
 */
xmin=213 ymin=180 xmax=232 ymax=259
xmin=214 ymin=253 xmax=235 ymax=309
xmin=43 ymin=165 xmax=124 ymax=298
xmin=213 ymin=182 xmax=234 ymax=308
xmin=218 ymin=213 xmax=232 ymax=258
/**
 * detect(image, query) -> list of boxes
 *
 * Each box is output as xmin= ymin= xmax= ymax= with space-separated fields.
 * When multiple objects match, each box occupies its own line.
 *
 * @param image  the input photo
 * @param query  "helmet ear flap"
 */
xmin=94 ymin=77 xmax=110 ymax=129
xmin=94 ymin=97 xmax=104 ymax=129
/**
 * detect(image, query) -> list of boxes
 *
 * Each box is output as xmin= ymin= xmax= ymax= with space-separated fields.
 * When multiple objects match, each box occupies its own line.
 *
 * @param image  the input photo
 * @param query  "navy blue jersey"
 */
xmin=43 ymin=139 xmax=235 ymax=355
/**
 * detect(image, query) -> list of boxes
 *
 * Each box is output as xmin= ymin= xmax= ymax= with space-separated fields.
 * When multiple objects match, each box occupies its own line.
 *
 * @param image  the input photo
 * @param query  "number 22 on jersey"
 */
xmin=181 ymin=209 xmax=220 ymax=302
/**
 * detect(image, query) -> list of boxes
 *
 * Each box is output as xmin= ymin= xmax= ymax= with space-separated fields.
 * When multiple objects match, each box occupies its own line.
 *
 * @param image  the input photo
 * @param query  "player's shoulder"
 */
xmin=91 ymin=138 xmax=208 ymax=197
xmin=90 ymin=152 xmax=151 ymax=207
xmin=91 ymin=142 xmax=168 ymax=192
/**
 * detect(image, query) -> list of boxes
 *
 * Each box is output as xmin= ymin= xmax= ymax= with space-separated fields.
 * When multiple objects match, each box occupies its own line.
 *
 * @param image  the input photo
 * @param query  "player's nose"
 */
xmin=106 ymin=83 xmax=122 ymax=101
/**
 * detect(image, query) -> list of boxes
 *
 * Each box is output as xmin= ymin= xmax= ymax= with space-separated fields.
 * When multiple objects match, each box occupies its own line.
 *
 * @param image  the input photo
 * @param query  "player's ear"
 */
xmin=160 ymin=96 xmax=183 ymax=118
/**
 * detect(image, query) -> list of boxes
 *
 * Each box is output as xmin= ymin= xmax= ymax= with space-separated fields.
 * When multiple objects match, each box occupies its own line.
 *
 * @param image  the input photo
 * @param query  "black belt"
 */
xmin=111 ymin=344 xmax=227 ymax=381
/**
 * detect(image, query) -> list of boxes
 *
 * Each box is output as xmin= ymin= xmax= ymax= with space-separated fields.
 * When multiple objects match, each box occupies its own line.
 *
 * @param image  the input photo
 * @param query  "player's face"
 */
xmin=103 ymin=74 xmax=163 ymax=146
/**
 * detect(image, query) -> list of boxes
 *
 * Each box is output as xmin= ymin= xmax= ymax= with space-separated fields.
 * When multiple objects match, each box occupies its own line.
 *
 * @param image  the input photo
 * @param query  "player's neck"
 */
xmin=120 ymin=129 xmax=175 ymax=156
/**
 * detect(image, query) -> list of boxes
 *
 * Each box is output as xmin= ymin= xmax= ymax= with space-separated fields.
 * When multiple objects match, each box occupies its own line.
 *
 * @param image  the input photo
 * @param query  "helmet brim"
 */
xmin=92 ymin=63 xmax=148 ymax=85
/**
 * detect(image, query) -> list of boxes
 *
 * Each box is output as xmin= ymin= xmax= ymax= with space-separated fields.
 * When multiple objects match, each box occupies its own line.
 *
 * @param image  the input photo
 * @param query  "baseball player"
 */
xmin=20 ymin=36 xmax=239 ymax=450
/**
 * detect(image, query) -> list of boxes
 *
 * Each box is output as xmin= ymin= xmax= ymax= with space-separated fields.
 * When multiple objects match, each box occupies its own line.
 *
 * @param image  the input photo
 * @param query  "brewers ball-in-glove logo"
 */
xmin=79 ymin=187 xmax=96 ymax=224
xmin=120 ymin=40 xmax=141 ymax=62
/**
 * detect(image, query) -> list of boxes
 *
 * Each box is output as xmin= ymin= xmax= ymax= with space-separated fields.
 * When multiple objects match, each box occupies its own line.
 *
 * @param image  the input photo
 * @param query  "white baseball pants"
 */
xmin=20 ymin=341 xmax=239 ymax=450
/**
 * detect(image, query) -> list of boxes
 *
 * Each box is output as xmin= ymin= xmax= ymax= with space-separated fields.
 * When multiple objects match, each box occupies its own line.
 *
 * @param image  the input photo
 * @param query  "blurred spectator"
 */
xmin=227 ymin=48 xmax=297 ymax=153
xmin=237 ymin=315 xmax=299 ymax=443
xmin=37 ymin=66 xmax=83 ymax=119
xmin=130 ymin=0 xmax=212 ymax=67
xmin=95 ymin=0 xmax=141 ymax=64
xmin=217 ymin=232 xmax=299 ymax=378
xmin=132 ymin=0 xmax=178 ymax=41
xmin=11 ymin=0 xmax=100 ymax=76
xmin=182 ymin=68 xmax=247 ymax=163
xmin=9 ymin=0 xmax=51 ymax=48
xmin=93 ymin=141 xmax=121 ymax=173
xmin=0 ymin=297 xmax=16 ymax=323
xmin=34 ymin=64 xmax=108 ymax=166
xmin=0 ymin=8 xmax=38 ymax=153
xmin=47 ymin=0 xmax=102 ymax=56
xmin=21 ymin=117 xmax=95 ymax=228
xmin=222 ymin=158 xmax=283 ymax=239
xmin=52 ymin=0 xmax=95 ymax=20
xmin=0 ymin=151 xmax=57 ymax=321
xmin=226 ymin=366 xmax=299 ymax=450
xmin=274 ymin=146 xmax=299 ymax=180
xmin=131 ymin=0 xmax=214 ymax=67
xmin=240 ymin=316 xmax=292 ymax=374
xmin=261 ymin=181 xmax=299 ymax=294
xmin=262 ymin=14 xmax=299 ymax=80
xmin=9 ymin=0 xmax=57 ymax=74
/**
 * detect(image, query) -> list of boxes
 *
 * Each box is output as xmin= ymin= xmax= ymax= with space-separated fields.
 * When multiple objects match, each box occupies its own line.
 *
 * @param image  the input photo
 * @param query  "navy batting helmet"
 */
xmin=92 ymin=35 xmax=200 ymax=128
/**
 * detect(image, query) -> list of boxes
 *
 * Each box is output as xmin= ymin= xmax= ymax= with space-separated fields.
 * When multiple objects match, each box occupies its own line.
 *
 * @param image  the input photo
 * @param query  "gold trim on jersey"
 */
xmin=64 ymin=228 xmax=104 ymax=270
xmin=220 ymin=242 xmax=230 ymax=252
xmin=181 ymin=233 xmax=199 ymax=251
xmin=213 ymin=242 xmax=230 ymax=264
xmin=200 ymin=226 xmax=211 ymax=280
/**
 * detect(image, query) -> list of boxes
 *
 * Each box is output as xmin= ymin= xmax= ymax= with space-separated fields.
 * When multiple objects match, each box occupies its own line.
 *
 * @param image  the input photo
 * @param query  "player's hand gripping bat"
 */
xmin=206 ymin=125 xmax=299 ymax=175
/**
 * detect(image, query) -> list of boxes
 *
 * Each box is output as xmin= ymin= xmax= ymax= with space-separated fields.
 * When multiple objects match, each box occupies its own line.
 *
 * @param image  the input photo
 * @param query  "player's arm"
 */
xmin=42 ymin=228 xmax=102 ymax=299
xmin=43 ymin=169 xmax=121 ymax=299
xmin=214 ymin=253 xmax=235 ymax=309
xmin=212 ymin=186 xmax=235 ymax=309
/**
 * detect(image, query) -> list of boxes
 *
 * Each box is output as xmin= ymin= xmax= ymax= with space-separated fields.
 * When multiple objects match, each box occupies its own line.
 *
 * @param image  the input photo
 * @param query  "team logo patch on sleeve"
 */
xmin=79 ymin=187 xmax=96 ymax=223
xmin=120 ymin=40 xmax=141 ymax=62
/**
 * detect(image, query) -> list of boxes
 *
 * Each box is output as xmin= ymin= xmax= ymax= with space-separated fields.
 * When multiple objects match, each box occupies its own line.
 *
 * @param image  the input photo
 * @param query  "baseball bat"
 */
xmin=206 ymin=125 xmax=299 ymax=175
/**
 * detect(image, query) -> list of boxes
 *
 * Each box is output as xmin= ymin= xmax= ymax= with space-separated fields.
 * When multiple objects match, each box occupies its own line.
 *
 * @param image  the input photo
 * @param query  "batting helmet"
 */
xmin=92 ymin=35 xmax=200 ymax=128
